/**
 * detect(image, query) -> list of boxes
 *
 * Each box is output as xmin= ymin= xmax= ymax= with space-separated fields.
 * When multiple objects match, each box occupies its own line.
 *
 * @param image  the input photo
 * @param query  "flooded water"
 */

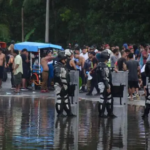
xmin=0 ymin=97 xmax=148 ymax=150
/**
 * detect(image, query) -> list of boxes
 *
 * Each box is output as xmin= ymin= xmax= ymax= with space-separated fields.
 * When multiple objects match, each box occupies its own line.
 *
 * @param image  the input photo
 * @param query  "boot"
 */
xmin=56 ymin=103 xmax=65 ymax=117
xmin=98 ymin=103 xmax=107 ymax=118
xmin=142 ymin=105 xmax=149 ymax=119
xmin=106 ymin=103 xmax=117 ymax=118
xmin=64 ymin=100 xmax=76 ymax=117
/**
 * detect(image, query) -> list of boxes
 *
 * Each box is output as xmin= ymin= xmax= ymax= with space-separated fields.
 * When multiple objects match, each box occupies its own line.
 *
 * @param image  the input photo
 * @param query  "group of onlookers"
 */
xmin=0 ymin=42 xmax=150 ymax=99
xmin=66 ymin=43 xmax=150 ymax=101
xmin=0 ymin=41 xmax=30 ymax=93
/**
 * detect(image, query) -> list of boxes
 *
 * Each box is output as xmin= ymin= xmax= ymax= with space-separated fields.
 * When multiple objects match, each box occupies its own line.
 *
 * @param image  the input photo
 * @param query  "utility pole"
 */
xmin=21 ymin=7 xmax=24 ymax=42
xmin=45 ymin=0 xmax=50 ymax=43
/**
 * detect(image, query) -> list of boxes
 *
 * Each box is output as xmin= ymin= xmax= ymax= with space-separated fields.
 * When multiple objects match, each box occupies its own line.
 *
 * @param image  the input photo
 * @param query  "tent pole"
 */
xmin=30 ymin=52 xmax=32 ymax=79
xmin=39 ymin=49 xmax=41 ymax=85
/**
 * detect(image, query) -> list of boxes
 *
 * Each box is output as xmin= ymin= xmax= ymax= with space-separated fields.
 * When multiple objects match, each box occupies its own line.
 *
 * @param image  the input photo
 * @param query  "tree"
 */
xmin=1 ymin=0 xmax=150 ymax=46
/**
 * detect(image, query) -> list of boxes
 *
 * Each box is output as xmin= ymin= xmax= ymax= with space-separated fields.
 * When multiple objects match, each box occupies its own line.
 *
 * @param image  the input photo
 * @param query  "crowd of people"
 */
xmin=0 ymin=41 xmax=149 ymax=100
xmin=62 ymin=43 xmax=148 ymax=101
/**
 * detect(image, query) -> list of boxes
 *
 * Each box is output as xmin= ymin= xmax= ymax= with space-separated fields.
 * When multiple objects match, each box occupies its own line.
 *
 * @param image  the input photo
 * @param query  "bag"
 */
xmin=3 ymin=68 xmax=7 ymax=82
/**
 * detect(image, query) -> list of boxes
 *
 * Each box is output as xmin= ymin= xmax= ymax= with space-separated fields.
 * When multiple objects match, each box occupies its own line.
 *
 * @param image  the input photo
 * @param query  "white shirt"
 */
xmin=14 ymin=55 xmax=23 ymax=75
xmin=94 ymin=49 xmax=98 ymax=53
xmin=80 ymin=52 xmax=88 ymax=60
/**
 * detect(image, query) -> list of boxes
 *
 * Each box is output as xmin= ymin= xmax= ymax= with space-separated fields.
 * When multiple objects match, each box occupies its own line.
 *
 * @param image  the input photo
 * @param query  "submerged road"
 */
xmin=0 ymin=95 xmax=148 ymax=150
xmin=0 ymin=76 xmax=148 ymax=150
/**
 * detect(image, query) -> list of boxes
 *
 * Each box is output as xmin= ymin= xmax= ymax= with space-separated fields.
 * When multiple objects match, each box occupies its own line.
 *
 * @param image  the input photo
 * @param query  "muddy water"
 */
xmin=0 ymin=97 xmax=148 ymax=150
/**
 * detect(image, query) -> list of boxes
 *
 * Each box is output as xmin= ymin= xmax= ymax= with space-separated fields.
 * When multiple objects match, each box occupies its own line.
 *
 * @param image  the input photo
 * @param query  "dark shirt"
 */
xmin=117 ymin=57 xmax=126 ymax=71
xmin=84 ymin=59 xmax=91 ymax=71
xmin=66 ymin=59 xmax=74 ymax=70
xmin=21 ymin=54 xmax=28 ymax=72
xmin=92 ymin=57 xmax=98 ymax=68
xmin=6 ymin=55 xmax=10 ymax=64
xmin=126 ymin=60 xmax=139 ymax=81
xmin=53 ymin=57 xmax=58 ymax=66
xmin=91 ymin=57 xmax=98 ymax=77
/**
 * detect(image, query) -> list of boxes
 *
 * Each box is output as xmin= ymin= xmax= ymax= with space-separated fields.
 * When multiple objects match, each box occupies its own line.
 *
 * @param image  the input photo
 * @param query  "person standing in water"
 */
xmin=96 ymin=51 xmax=116 ymax=118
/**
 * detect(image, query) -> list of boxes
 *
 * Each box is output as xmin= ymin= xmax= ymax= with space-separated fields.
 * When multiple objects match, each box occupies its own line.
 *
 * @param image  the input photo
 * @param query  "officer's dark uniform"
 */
xmin=142 ymin=61 xmax=150 ymax=119
xmin=54 ymin=51 xmax=74 ymax=117
xmin=96 ymin=52 xmax=116 ymax=118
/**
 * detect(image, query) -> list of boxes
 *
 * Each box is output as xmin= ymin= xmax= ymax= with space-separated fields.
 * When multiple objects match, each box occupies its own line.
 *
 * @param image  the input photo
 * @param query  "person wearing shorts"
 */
xmin=126 ymin=53 xmax=140 ymax=100
xmin=0 ymin=48 xmax=5 ymax=88
xmin=128 ymin=81 xmax=139 ymax=89
xmin=0 ymin=66 xmax=4 ymax=80
xmin=21 ymin=49 xmax=29 ymax=90
xmin=13 ymin=50 xmax=23 ymax=93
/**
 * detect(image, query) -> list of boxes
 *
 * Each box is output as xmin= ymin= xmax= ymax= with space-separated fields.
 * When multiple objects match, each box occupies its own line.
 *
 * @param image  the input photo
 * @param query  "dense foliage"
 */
xmin=1 ymin=0 xmax=150 ymax=47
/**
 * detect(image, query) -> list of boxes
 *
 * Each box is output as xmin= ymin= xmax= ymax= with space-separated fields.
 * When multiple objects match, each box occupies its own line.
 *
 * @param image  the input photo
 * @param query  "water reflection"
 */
xmin=78 ymin=101 xmax=125 ymax=150
xmin=0 ymin=97 xmax=55 ymax=150
xmin=127 ymin=105 xmax=149 ymax=150
xmin=0 ymin=97 xmax=149 ymax=149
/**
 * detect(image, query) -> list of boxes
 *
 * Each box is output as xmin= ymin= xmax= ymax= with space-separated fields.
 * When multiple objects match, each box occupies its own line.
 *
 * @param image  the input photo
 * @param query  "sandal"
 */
xmin=41 ymin=90 xmax=46 ymax=93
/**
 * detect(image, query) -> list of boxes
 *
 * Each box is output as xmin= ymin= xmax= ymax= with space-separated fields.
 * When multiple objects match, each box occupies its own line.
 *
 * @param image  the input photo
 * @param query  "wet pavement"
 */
xmin=0 ymin=96 xmax=148 ymax=150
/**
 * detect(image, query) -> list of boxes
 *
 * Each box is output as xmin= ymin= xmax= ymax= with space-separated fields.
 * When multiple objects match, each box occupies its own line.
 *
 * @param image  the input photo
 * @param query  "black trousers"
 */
xmin=79 ymin=70 xmax=86 ymax=85
xmin=89 ymin=77 xmax=100 ymax=94
xmin=10 ymin=70 xmax=15 ymax=87
xmin=98 ymin=89 xmax=114 ymax=116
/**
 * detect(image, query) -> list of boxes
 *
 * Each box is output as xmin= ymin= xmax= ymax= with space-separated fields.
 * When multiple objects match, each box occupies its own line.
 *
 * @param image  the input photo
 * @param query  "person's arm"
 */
xmin=3 ymin=54 xmax=6 ymax=67
xmin=90 ymin=63 xmax=97 ymax=76
xmin=91 ymin=59 xmax=97 ymax=72
xmin=123 ymin=62 xmax=127 ymax=71
xmin=14 ymin=57 xmax=20 ymax=71
xmin=7 ymin=57 xmax=12 ymax=67
xmin=70 ymin=60 xmax=76 ymax=70
xmin=137 ymin=61 xmax=141 ymax=76
xmin=14 ymin=64 xmax=19 ymax=70
xmin=25 ymin=56 xmax=29 ymax=63
xmin=81 ymin=58 xmax=85 ymax=69
xmin=77 ymin=56 xmax=82 ymax=66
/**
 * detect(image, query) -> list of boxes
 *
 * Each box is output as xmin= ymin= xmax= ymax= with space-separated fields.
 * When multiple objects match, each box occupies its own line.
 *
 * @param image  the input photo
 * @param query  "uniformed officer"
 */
xmin=54 ymin=51 xmax=75 ymax=117
xmin=96 ymin=52 xmax=116 ymax=118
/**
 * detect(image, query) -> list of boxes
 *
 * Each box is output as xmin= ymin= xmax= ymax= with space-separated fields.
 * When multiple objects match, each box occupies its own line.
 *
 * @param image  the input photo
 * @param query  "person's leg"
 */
xmin=94 ymin=81 xmax=100 ymax=94
xmin=41 ymin=72 xmax=46 ymax=91
xmin=142 ymin=104 xmax=150 ymax=118
xmin=98 ymin=89 xmax=107 ymax=118
xmin=87 ymin=80 xmax=90 ymax=92
xmin=16 ymin=73 xmax=22 ymax=92
xmin=45 ymin=72 xmax=49 ymax=91
xmin=0 ymin=79 xmax=2 ymax=88
xmin=128 ymin=81 xmax=133 ymax=100
xmin=55 ymin=84 xmax=64 ymax=117
xmin=14 ymin=74 xmax=18 ymax=92
xmin=130 ymin=88 xmax=134 ymax=100
xmin=0 ymin=66 xmax=4 ymax=88
xmin=63 ymin=93 xmax=75 ymax=116
xmin=81 ymin=70 xmax=86 ymax=91
xmin=132 ymin=87 xmax=135 ymax=95
xmin=142 ymin=87 xmax=150 ymax=118
xmin=134 ymin=81 xmax=139 ymax=98
xmin=106 ymin=91 xmax=116 ymax=118
xmin=79 ymin=70 xmax=86 ymax=92
xmin=142 ymin=73 xmax=147 ymax=95
xmin=87 ymin=79 xmax=94 ymax=95
xmin=22 ymin=78 xmax=26 ymax=89
xmin=10 ymin=71 xmax=15 ymax=88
